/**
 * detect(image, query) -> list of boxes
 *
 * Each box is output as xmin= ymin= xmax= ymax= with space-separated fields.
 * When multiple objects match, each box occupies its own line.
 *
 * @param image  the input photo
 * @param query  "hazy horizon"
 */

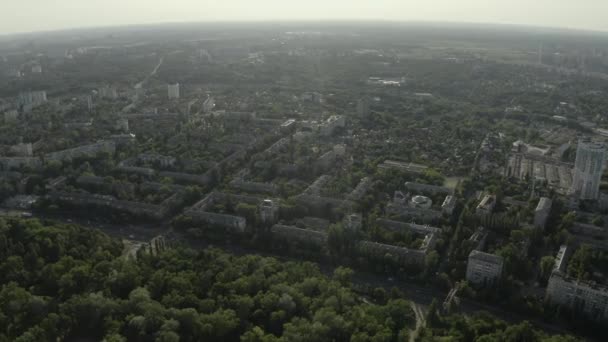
xmin=2 ymin=0 xmax=608 ymax=35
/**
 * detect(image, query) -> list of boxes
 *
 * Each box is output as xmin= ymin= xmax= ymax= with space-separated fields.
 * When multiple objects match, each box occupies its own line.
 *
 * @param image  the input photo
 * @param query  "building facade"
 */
xmin=545 ymin=245 xmax=608 ymax=321
xmin=168 ymin=83 xmax=180 ymax=99
xmin=546 ymin=272 xmax=608 ymax=320
xmin=476 ymin=195 xmax=496 ymax=216
xmin=466 ymin=250 xmax=504 ymax=286
xmin=18 ymin=91 xmax=47 ymax=112
xmin=571 ymin=138 xmax=606 ymax=200
xmin=534 ymin=197 xmax=552 ymax=230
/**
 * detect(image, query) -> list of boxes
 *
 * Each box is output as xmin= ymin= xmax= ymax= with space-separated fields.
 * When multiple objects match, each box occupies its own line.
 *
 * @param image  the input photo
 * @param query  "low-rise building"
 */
xmin=346 ymin=177 xmax=373 ymax=202
xmin=9 ymin=143 xmax=33 ymax=157
xmin=320 ymin=115 xmax=345 ymax=136
xmin=158 ymin=171 xmax=212 ymax=186
xmin=534 ymin=197 xmax=552 ymax=230
xmin=280 ymin=119 xmax=296 ymax=132
xmin=18 ymin=91 xmax=47 ymax=110
xmin=99 ymin=86 xmax=118 ymax=100
xmin=168 ymin=83 xmax=180 ymax=99
xmin=202 ymin=96 xmax=215 ymax=113
xmin=2 ymin=195 xmax=39 ymax=209
xmin=3 ymin=110 xmax=18 ymax=123
xmin=442 ymin=195 xmax=456 ymax=215
xmin=387 ymin=202 xmax=442 ymax=223
xmin=45 ymin=141 xmax=116 ymax=162
xmin=345 ymin=213 xmax=363 ymax=231
xmin=393 ymin=191 xmax=408 ymax=205
xmin=476 ymin=195 xmax=496 ymax=216
xmin=404 ymin=182 xmax=453 ymax=195
xmin=358 ymin=241 xmax=426 ymax=267
xmin=378 ymin=160 xmax=428 ymax=175
xmin=47 ymin=191 xmax=167 ymax=220
xmin=259 ymin=199 xmax=279 ymax=225
xmin=546 ymin=245 xmax=608 ymax=321
xmin=138 ymin=153 xmax=176 ymax=168
xmin=271 ymin=224 xmax=328 ymax=247
xmin=187 ymin=210 xmax=246 ymax=233
xmin=410 ymin=195 xmax=432 ymax=209
xmin=0 ymin=157 xmax=41 ymax=170
xmin=107 ymin=134 xmax=136 ymax=145
xmin=230 ymin=179 xmax=277 ymax=194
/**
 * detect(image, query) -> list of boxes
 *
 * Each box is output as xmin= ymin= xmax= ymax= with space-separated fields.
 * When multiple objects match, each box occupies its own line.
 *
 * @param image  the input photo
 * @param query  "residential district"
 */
xmin=1 ymin=23 xmax=608 ymax=340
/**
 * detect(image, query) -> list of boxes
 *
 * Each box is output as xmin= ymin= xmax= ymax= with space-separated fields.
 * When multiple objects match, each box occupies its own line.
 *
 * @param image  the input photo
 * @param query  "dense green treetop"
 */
xmin=0 ymin=218 xmax=579 ymax=341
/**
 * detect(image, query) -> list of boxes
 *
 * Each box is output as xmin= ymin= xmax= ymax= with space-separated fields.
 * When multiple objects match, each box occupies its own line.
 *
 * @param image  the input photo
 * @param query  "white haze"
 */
xmin=2 ymin=0 xmax=608 ymax=34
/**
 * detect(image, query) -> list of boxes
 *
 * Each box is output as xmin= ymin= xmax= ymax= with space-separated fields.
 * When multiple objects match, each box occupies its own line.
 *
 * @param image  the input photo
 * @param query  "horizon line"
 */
xmin=2 ymin=19 xmax=608 ymax=39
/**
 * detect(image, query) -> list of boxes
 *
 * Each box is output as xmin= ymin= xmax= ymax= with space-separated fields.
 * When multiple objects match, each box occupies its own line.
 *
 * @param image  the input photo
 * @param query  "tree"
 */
xmin=425 ymin=299 xmax=440 ymax=326
xmin=567 ymin=245 xmax=592 ymax=280
xmin=539 ymin=256 xmax=555 ymax=283
xmin=332 ymin=267 xmax=354 ymax=286
xmin=0 ymin=217 xmax=583 ymax=341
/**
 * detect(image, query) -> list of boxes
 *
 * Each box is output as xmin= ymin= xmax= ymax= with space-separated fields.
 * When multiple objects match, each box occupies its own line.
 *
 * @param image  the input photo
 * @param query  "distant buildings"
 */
xmin=138 ymin=153 xmax=176 ymax=168
xmin=378 ymin=160 xmax=428 ymax=175
xmin=184 ymin=192 xmax=250 ymax=233
xmin=410 ymin=195 xmax=432 ymax=209
xmin=506 ymin=153 xmax=573 ymax=194
xmin=45 ymin=141 xmax=116 ymax=162
xmin=404 ymin=182 xmax=453 ymax=195
xmin=271 ymin=224 xmax=327 ymax=247
xmin=86 ymin=95 xmax=93 ymax=111
xmin=387 ymin=190 xmax=443 ymax=223
xmin=570 ymin=138 xmax=606 ymax=200
xmin=18 ymin=91 xmax=47 ymax=112
xmin=168 ymin=83 xmax=180 ymax=99
xmin=356 ymin=98 xmax=370 ymax=117
xmin=301 ymin=92 xmax=323 ymax=103
xmin=134 ymin=85 xmax=145 ymax=100
xmin=259 ymin=199 xmax=279 ymax=225
xmin=441 ymin=195 xmax=456 ymax=215
xmin=202 ymin=96 xmax=215 ymax=113
xmin=0 ymin=157 xmax=41 ymax=171
xmin=47 ymin=191 xmax=172 ymax=221
xmin=476 ymin=195 xmax=496 ymax=216
xmin=99 ymin=86 xmax=118 ymax=100
xmin=320 ymin=115 xmax=345 ymax=136
xmin=3 ymin=110 xmax=18 ymax=123
xmin=345 ymin=177 xmax=373 ymax=202
xmin=9 ymin=143 xmax=33 ymax=157
xmin=115 ymin=118 xmax=129 ymax=132
xmin=280 ymin=119 xmax=296 ymax=133
xmin=345 ymin=213 xmax=363 ymax=231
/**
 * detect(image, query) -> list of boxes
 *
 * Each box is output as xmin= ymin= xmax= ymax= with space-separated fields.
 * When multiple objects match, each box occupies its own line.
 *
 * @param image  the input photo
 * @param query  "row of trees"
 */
xmin=418 ymin=307 xmax=579 ymax=342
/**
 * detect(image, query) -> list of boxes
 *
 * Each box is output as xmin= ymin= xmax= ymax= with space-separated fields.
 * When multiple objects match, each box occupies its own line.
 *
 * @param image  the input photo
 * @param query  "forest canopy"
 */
xmin=0 ymin=218 xmax=578 ymax=341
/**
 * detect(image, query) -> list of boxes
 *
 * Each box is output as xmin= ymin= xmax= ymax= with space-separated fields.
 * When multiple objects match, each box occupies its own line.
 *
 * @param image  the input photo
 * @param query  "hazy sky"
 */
xmin=2 ymin=0 xmax=608 ymax=34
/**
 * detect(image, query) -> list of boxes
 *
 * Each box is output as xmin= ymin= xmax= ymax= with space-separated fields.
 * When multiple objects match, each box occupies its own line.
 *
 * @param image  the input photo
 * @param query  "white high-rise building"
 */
xmin=168 ymin=83 xmax=180 ymax=99
xmin=571 ymin=138 xmax=606 ymax=200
